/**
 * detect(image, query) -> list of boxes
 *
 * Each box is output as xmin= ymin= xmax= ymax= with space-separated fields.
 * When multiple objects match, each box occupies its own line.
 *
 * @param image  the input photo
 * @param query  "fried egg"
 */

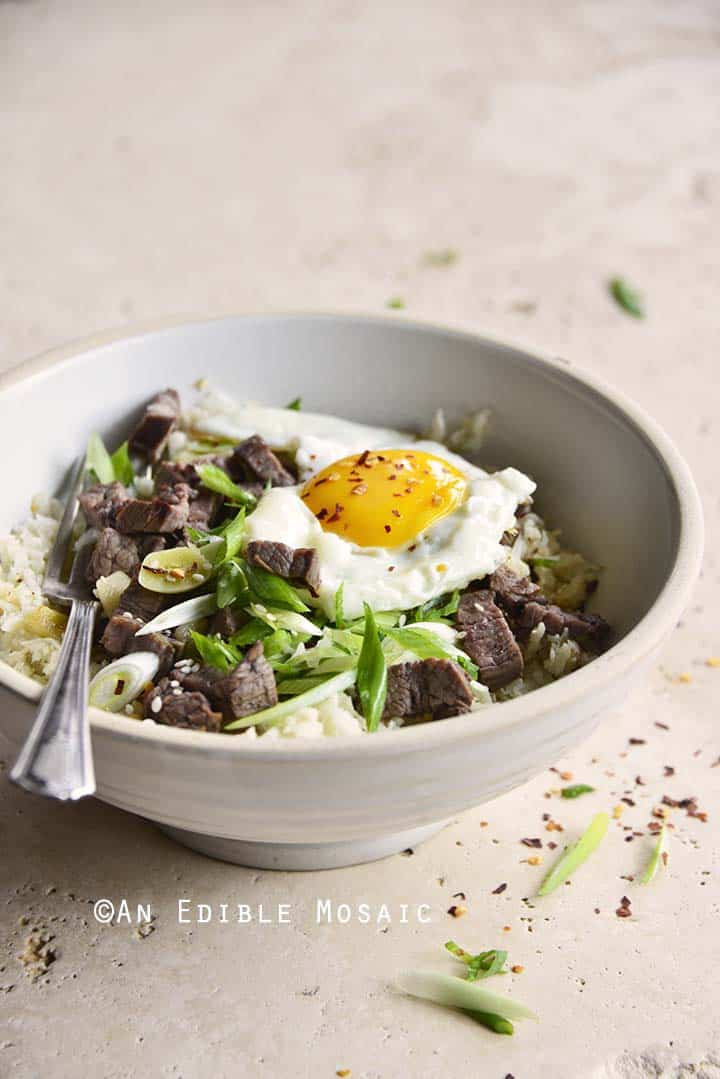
xmin=189 ymin=395 xmax=535 ymax=618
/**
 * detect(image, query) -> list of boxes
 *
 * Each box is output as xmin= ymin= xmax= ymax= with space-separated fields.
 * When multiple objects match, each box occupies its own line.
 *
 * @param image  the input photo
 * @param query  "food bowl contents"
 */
xmin=0 ymin=386 xmax=612 ymax=738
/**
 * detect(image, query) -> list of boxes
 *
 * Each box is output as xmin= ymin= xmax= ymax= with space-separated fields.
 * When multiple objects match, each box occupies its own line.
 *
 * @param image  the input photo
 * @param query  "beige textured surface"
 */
xmin=1 ymin=2 xmax=719 ymax=1077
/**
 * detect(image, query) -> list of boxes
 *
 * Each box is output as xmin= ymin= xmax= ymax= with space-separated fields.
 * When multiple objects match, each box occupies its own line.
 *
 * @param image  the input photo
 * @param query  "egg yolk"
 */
xmin=301 ymin=449 xmax=468 ymax=548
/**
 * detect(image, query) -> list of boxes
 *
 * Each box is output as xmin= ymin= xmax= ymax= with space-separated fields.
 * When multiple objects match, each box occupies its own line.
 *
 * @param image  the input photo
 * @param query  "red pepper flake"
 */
xmin=391 ymin=509 xmax=401 ymax=518
xmin=315 ymin=508 xmax=328 ymax=521
xmin=520 ymin=837 xmax=542 ymax=848
xmin=492 ymin=882 xmax=507 ymax=895
xmin=447 ymin=904 xmax=467 ymax=918
xmin=621 ymin=797 xmax=636 ymax=807
xmin=635 ymin=775 xmax=646 ymax=786
xmin=629 ymin=737 xmax=646 ymax=745
xmin=452 ymin=891 xmax=466 ymax=900
xmin=663 ymin=765 xmax=675 ymax=777
xmin=327 ymin=503 xmax=344 ymax=523
xmin=356 ymin=450 xmax=370 ymax=467
xmin=384 ymin=525 xmax=391 ymax=534
xmin=655 ymin=721 xmax=670 ymax=730
xmin=408 ymin=544 xmax=417 ymax=552
xmin=615 ymin=896 xmax=632 ymax=918
xmin=114 ymin=678 xmax=125 ymax=696
xmin=387 ymin=566 xmax=395 ymax=572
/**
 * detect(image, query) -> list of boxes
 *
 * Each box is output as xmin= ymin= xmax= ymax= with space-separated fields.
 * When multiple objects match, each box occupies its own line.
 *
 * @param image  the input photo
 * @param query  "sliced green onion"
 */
xmin=561 ymin=784 xmax=595 ymax=799
xmin=537 ymin=811 xmax=609 ymax=896
xmin=221 ymin=509 xmax=246 ymax=562
xmin=135 ymin=593 xmax=217 ymax=636
xmin=110 ymin=441 xmax=134 ymax=485
xmin=286 ymin=397 xmax=302 ymax=411
xmin=334 ymin=583 xmax=346 ymax=629
xmin=224 ymin=668 xmax=357 ymax=731
xmin=463 ymin=1010 xmax=514 ymax=1035
xmin=357 ymin=603 xmax=387 ymax=733
xmin=248 ymin=604 xmax=322 ymax=637
xmin=139 ymin=545 xmax=213 ymax=594
xmin=276 ymin=675 xmax=336 ymax=695
xmin=410 ymin=590 xmax=460 ymax=623
xmin=444 ymin=942 xmax=508 ymax=981
xmin=89 ymin=652 xmax=159 ymax=712
xmin=244 ymin=562 xmax=309 ymax=613
xmin=86 ymin=432 xmax=115 ymax=485
xmin=527 ymin=556 xmax=559 ymax=568
xmin=229 ymin=618 xmax=273 ymax=647
xmin=396 ymin=970 xmax=537 ymax=1022
xmin=609 ymin=276 xmax=645 ymax=318
xmin=640 ymin=823 xmax=667 ymax=884
xmin=196 ymin=463 xmax=257 ymax=509
xmin=384 ymin=626 xmax=478 ymax=680
xmin=216 ymin=561 xmax=246 ymax=609
xmin=189 ymin=630 xmax=238 ymax=671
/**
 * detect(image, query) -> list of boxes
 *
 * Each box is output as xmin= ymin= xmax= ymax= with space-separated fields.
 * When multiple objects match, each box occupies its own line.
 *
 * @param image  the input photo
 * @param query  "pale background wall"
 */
xmin=1 ymin=3 xmax=719 ymax=1077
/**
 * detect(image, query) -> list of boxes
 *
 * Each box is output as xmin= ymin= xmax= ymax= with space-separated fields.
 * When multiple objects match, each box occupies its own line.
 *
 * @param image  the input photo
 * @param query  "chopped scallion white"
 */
xmin=135 ymin=593 xmax=217 ymax=636
xmin=89 ymin=652 xmax=160 ymax=712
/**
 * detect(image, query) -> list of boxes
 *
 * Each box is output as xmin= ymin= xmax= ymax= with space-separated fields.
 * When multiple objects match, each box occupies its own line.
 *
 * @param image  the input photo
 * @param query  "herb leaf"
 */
xmin=640 ymin=822 xmax=667 ymax=884
xmin=537 ymin=812 xmax=609 ymax=896
xmin=216 ymin=561 xmax=246 ymax=609
xmin=385 ymin=626 xmax=478 ymax=680
xmin=86 ymin=433 xmax=115 ymax=485
xmin=229 ymin=618 xmax=273 ymax=648
xmin=444 ymin=942 xmax=508 ymax=981
xmin=410 ymin=590 xmax=460 ymax=623
xmin=561 ymin=784 xmax=595 ymax=799
xmin=609 ymin=277 xmax=645 ymax=318
xmin=189 ymin=630 xmax=238 ymax=671
xmin=334 ymin=583 xmax=346 ymax=629
xmin=356 ymin=603 xmax=387 ymax=732
xmin=244 ymin=561 xmax=309 ymax=613
xmin=196 ymin=463 xmax=257 ymax=509
xmin=286 ymin=397 xmax=302 ymax=411
xmin=110 ymin=441 xmax=134 ymax=485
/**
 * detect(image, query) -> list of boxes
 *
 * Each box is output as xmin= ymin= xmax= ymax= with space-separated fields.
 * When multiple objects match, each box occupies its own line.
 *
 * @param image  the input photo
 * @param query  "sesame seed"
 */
xmin=150 ymin=696 xmax=162 ymax=714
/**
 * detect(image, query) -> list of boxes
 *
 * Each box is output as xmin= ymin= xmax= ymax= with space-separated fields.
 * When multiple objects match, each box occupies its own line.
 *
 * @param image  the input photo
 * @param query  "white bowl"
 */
xmin=0 ymin=315 xmax=703 ymax=869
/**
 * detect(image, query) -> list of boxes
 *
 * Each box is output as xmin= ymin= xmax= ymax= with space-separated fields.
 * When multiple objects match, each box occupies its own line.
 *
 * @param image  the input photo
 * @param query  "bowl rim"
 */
xmin=0 ymin=310 xmax=704 ymax=762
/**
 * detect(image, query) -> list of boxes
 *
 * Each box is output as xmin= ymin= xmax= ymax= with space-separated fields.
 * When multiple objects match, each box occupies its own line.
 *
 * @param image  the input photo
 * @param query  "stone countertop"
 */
xmin=1 ymin=2 xmax=719 ymax=1077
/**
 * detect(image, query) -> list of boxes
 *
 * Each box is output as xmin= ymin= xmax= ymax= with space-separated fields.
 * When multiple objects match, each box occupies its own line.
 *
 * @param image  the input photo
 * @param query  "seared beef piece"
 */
xmin=184 ymin=642 xmax=277 ymax=721
xmin=116 ymin=578 xmax=167 ymax=623
xmin=187 ymin=488 xmax=224 ymax=531
xmin=85 ymin=528 xmax=140 ymax=585
xmin=383 ymin=658 xmax=473 ymax=721
xmin=456 ymin=590 xmax=524 ymax=690
xmin=78 ymin=482 xmax=129 ymax=529
xmin=144 ymin=679 xmax=222 ymax=732
xmin=100 ymin=612 xmax=178 ymax=675
xmin=246 ymin=540 xmax=320 ymax=596
xmin=101 ymin=612 xmax=144 ymax=656
xmin=115 ymin=483 xmax=191 ymax=533
xmin=516 ymin=601 xmax=611 ymax=649
xmin=209 ymin=605 xmax=245 ymax=637
xmin=486 ymin=566 xmax=545 ymax=614
xmin=128 ymin=388 xmax=181 ymax=462
xmin=155 ymin=461 xmax=224 ymax=531
xmin=226 ymin=435 xmax=295 ymax=488
xmin=180 ymin=665 xmax=224 ymax=699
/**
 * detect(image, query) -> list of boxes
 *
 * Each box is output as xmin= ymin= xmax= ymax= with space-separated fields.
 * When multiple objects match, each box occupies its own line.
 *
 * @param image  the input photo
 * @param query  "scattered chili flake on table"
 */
xmin=492 ymin=883 xmax=507 ymax=895
xmin=629 ymin=738 xmax=646 ymax=746
xmin=655 ymin=721 xmax=670 ymax=730
xmin=521 ymin=837 xmax=543 ymax=848
xmin=452 ymin=892 xmax=466 ymax=901
xmin=511 ymin=965 xmax=524 ymax=974
xmin=545 ymin=820 xmax=564 ymax=832
xmin=663 ymin=766 xmax=675 ymax=777
xmin=447 ymin=905 xmax=467 ymax=918
xmin=616 ymin=896 xmax=632 ymax=918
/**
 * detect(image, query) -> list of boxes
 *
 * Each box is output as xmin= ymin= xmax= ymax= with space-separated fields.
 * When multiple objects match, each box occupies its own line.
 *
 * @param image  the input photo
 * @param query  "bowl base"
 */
xmin=155 ymin=820 xmax=448 ymax=870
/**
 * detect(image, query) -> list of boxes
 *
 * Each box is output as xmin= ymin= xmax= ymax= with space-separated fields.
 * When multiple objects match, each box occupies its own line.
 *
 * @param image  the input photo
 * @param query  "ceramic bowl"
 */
xmin=0 ymin=315 xmax=703 ymax=869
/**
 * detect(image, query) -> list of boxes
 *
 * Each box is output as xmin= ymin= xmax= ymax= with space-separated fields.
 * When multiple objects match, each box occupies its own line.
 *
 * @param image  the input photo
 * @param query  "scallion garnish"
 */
xmin=110 ymin=441 xmax=134 ymax=485
xmin=189 ymin=630 xmax=239 ymax=671
xmin=396 ymin=970 xmax=537 ymax=1024
xmin=216 ymin=561 xmax=246 ymax=609
xmin=640 ymin=823 xmax=667 ymax=884
xmin=384 ymin=626 xmax=478 ymax=680
xmin=356 ymin=603 xmax=387 ymax=733
xmin=560 ymin=784 xmax=595 ymax=799
xmin=609 ymin=277 xmax=645 ymax=318
xmin=286 ymin=397 xmax=302 ymax=411
xmin=444 ymin=941 xmax=508 ymax=981
xmin=224 ymin=668 xmax=358 ymax=731
xmin=537 ymin=812 xmax=609 ymax=896
xmin=334 ymin=583 xmax=346 ymax=629
xmin=89 ymin=652 xmax=160 ymax=712
xmin=196 ymin=463 xmax=257 ymax=509
xmin=86 ymin=432 xmax=115 ymax=485
xmin=135 ymin=593 xmax=217 ymax=636
xmin=244 ymin=562 xmax=310 ymax=614
xmin=410 ymin=590 xmax=460 ymax=623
